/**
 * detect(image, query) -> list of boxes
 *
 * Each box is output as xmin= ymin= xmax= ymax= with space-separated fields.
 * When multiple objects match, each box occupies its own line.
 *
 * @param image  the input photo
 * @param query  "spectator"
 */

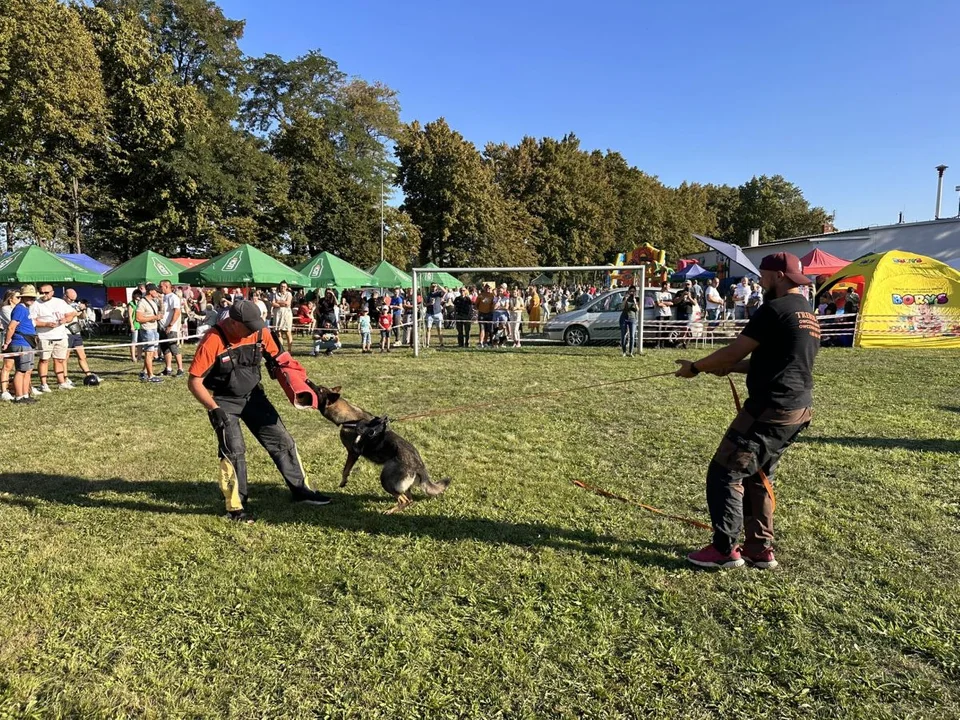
xmin=747 ymin=281 xmax=764 ymax=319
xmin=358 ymin=307 xmax=373 ymax=353
xmin=271 ymin=280 xmax=294 ymax=353
xmin=158 ymin=279 xmax=185 ymax=377
xmin=620 ymin=286 xmax=640 ymax=357
xmin=312 ymin=321 xmax=341 ymax=356
xmin=127 ymin=290 xmax=143 ymax=363
xmin=298 ymin=300 xmax=316 ymax=331
xmin=527 ymin=287 xmax=542 ymax=333
xmin=733 ymin=277 xmax=751 ymax=320
xmin=378 ymin=303 xmax=393 ymax=352
xmin=390 ymin=287 xmax=404 ymax=344
xmin=492 ymin=285 xmax=510 ymax=345
xmin=367 ymin=290 xmax=382 ymax=326
xmin=136 ymin=283 xmax=164 ymax=383
xmin=402 ymin=288 xmax=417 ymax=346
xmin=1 ymin=289 xmax=20 ymax=400
xmin=655 ymin=282 xmax=674 ymax=348
xmin=509 ymin=288 xmax=525 ymax=348
xmin=476 ymin=283 xmax=495 ymax=348
xmin=63 ymin=289 xmax=101 ymax=385
xmin=453 ymin=286 xmax=474 ymax=347
xmin=845 ymin=287 xmax=860 ymax=315
xmin=252 ymin=290 xmax=268 ymax=322
xmin=2 ymin=285 xmax=39 ymax=403
xmin=704 ymin=278 xmax=723 ymax=322
xmin=31 ymin=284 xmax=77 ymax=391
xmin=425 ymin=282 xmax=445 ymax=348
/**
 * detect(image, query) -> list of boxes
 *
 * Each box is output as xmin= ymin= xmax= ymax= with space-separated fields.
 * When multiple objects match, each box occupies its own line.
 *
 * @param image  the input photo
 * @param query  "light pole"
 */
xmin=380 ymin=181 xmax=385 ymax=262
xmin=935 ymin=164 xmax=948 ymax=219
xmin=955 ymin=185 xmax=960 ymax=217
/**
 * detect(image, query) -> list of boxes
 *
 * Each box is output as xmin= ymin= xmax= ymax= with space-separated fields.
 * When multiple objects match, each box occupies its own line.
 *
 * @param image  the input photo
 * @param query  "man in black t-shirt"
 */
xmin=675 ymin=252 xmax=820 ymax=570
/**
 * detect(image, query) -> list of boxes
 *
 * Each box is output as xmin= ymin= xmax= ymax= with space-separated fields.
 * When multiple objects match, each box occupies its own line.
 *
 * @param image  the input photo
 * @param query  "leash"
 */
xmin=572 ymin=480 xmax=712 ymax=530
xmin=392 ymin=370 xmax=678 ymax=422
xmin=727 ymin=377 xmax=777 ymax=513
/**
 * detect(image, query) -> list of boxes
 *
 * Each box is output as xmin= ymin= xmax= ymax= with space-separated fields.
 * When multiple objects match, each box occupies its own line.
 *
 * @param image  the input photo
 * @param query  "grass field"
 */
xmin=1 ymin=341 xmax=958 ymax=719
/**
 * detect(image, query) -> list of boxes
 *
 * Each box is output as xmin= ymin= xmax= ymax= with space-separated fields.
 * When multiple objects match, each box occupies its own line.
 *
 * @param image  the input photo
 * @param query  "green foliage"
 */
xmin=396 ymin=119 xmax=536 ymax=269
xmin=0 ymin=0 xmax=107 ymax=250
xmin=734 ymin=174 xmax=832 ymax=244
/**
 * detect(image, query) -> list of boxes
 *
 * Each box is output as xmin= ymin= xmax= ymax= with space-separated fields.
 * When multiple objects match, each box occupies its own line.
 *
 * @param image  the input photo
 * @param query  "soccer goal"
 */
xmin=410 ymin=264 xmax=648 ymax=357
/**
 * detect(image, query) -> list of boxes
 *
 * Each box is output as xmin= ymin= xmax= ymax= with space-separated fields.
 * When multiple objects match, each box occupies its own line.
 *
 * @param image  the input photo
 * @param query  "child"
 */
xmin=358 ymin=307 xmax=372 ymax=353
xmin=312 ymin=322 xmax=341 ymax=356
xmin=378 ymin=304 xmax=393 ymax=352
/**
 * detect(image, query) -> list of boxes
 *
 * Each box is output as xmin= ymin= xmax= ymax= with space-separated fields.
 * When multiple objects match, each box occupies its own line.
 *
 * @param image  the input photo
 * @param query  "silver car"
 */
xmin=543 ymin=288 xmax=660 ymax=346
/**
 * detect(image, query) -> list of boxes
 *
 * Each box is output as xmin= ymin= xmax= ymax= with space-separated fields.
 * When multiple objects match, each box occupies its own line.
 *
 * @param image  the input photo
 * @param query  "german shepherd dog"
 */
xmin=301 ymin=381 xmax=451 ymax=513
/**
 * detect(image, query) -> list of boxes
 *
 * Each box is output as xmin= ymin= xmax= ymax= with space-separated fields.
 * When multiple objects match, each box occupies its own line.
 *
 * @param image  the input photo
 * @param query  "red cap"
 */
xmin=759 ymin=252 xmax=812 ymax=286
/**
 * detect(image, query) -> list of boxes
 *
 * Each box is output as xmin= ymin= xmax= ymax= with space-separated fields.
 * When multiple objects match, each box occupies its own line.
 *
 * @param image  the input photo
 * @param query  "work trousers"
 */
xmin=706 ymin=406 xmax=811 ymax=555
xmin=456 ymin=320 xmax=472 ymax=347
xmin=212 ymin=384 xmax=313 ymax=511
xmin=620 ymin=319 xmax=636 ymax=354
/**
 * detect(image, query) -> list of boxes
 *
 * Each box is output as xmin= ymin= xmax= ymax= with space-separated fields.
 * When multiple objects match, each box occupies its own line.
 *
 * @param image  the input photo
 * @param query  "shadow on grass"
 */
xmin=798 ymin=435 xmax=959 ymax=453
xmin=0 ymin=473 xmax=688 ymax=569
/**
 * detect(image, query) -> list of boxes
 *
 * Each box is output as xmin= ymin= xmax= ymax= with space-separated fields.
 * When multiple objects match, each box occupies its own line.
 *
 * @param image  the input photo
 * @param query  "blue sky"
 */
xmin=220 ymin=0 xmax=960 ymax=232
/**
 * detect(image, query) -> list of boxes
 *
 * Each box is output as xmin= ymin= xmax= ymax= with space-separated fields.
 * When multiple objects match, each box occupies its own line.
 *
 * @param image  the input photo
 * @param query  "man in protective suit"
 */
xmin=188 ymin=300 xmax=330 ymax=522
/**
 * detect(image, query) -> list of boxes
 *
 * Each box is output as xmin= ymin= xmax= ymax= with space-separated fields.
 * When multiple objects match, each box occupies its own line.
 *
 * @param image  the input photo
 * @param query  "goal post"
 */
xmin=411 ymin=264 xmax=647 ymax=357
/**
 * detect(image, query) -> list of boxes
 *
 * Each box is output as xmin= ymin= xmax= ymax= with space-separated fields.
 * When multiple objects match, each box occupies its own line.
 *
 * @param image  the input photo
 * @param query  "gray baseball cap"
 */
xmin=229 ymin=300 xmax=266 ymax=332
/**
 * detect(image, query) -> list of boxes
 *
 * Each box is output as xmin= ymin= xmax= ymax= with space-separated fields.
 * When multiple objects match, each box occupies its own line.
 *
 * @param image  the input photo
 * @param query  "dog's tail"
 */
xmin=417 ymin=469 xmax=450 ymax=497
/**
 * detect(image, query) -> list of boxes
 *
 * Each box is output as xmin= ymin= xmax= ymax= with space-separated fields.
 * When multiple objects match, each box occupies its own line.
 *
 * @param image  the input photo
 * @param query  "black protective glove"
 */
xmin=208 ymin=407 xmax=228 ymax=430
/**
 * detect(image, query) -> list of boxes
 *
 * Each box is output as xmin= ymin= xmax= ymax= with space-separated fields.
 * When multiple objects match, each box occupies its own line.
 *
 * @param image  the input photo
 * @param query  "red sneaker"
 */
xmin=742 ymin=547 xmax=779 ymax=570
xmin=687 ymin=544 xmax=745 ymax=569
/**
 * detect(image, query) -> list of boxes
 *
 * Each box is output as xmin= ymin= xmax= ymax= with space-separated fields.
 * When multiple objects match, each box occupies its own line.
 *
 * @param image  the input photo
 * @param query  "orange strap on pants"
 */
xmin=727 ymin=377 xmax=777 ymax=513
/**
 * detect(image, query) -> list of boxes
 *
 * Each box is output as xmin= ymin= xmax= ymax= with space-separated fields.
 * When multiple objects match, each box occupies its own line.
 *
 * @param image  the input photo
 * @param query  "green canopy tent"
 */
xmin=418 ymin=262 xmax=464 ymax=288
xmin=102 ymin=250 xmax=185 ymax=287
xmin=0 ymin=245 xmax=103 ymax=285
xmin=296 ymin=252 xmax=376 ymax=292
xmin=366 ymin=260 xmax=412 ymax=288
xmin=179 ymin=244 xmax=309 ymax=287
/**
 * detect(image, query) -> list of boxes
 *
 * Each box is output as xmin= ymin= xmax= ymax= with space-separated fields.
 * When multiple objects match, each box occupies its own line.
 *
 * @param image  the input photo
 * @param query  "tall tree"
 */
xmin=396 ymin=119 xmax=535 ymax=268
xmin=0 ymin=0 xmax=107 ymax=251
xmin=734 ymin=175 xmax=831 ymax=245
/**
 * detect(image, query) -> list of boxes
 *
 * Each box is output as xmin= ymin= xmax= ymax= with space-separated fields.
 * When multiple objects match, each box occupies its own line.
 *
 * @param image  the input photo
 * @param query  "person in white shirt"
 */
xmin=704 ymin=278 xmax=723 ymax=322
xmin=158 ymin=280 xmax=184 ymax=376
xmin=733 ymin=277 xmax=751 ymax=320
xmin=30 ymin=284 xmax=77 ymax=391
xmin=63 ymin=288 xmax=100 ymax=385
xmin=271 ymin=280 xmax=294 ymax=353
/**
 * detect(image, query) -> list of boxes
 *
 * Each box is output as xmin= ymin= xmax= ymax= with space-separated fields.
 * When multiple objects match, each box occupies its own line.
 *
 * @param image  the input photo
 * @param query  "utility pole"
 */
xmin=955 ymin=186 xmax=960 ymax=217
xmin=380 ymin=181 xmax=385 ymax=262
xmin=72 ymin=176 xmax=81 ymax=254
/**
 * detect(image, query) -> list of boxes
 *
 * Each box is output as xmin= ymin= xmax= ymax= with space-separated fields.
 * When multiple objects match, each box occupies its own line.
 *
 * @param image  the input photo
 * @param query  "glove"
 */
xmin=208 ymin=407 xmax=228 ymax=430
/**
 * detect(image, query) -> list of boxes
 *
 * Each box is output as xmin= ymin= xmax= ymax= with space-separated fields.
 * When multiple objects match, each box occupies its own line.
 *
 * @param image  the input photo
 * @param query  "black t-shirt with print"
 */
xmin=742 ymin=292 xmax=820 ymax=412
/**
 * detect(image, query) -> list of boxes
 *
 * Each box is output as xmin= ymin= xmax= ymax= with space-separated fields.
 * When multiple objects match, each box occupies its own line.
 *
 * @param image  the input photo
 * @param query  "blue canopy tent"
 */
xmin=57 ymin=253 xmax=112 ymax=308
xmin=671 ymin=263 xmax=715 ymax=282
xmin=692 ymin=234 xmax=761 ymax=278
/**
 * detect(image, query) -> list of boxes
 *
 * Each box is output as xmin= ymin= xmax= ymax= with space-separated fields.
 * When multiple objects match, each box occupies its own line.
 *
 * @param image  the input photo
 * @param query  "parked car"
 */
xmin=543 ymin=288 xmax=660 ymax=346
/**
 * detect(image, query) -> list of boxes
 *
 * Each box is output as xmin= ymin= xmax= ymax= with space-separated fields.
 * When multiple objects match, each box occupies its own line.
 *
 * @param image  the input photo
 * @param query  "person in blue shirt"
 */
xmin=389 ymin=287 xmax=404 ymax=344
xmin=1 ymin=285 xmax=40 ymax=403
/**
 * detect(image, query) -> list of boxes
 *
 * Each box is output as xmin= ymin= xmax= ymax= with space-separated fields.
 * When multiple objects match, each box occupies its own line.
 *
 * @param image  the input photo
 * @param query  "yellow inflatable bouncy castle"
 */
xmin=819 ymin=250 xmax=960 ymax=348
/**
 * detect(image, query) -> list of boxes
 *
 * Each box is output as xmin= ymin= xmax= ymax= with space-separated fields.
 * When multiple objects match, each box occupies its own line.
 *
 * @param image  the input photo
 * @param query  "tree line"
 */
xmin=0 ymin=0 xmax=831 ymax=270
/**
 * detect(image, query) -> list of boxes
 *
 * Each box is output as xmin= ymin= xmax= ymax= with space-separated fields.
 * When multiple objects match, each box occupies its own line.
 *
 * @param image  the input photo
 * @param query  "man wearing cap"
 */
xmin=188 ymin=300 xmax=331 ymax=522
xmin=675 ymin=252 xmax=820 ymax=570
xmin=1 ymin=285 xmax=40 ymax=404
xmin=136 ymin=283 xmax=164 ymax=383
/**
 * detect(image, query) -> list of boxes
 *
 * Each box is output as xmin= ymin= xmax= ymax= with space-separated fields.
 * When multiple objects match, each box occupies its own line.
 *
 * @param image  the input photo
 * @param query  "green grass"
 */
xmin=1 ymin=341 xmax=959 ymax=719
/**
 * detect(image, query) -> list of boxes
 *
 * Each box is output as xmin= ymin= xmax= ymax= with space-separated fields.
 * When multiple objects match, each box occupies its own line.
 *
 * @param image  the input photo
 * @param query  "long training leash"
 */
xmin=391 ymin=370 xmax=678 ymax=422
xmin=572 ymin=375 xmax=777 ymax=531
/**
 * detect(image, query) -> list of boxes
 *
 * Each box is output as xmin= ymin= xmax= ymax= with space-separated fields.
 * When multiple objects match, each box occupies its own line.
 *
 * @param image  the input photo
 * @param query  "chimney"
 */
xmin=748 ymin=228 xmax=760 ymax=247
xmin=935 ymin=164 xmax=948 ymax=219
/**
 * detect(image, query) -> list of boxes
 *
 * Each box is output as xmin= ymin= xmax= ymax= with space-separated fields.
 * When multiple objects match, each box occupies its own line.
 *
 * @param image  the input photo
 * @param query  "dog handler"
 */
xmin=675 ymin=252 xmax=820 ymax=570
xmin=188 ymin=300 xmax=331 ymax=522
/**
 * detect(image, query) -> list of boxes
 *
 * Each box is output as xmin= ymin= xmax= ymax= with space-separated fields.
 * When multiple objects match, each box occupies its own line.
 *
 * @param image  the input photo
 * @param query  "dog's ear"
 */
xmin=328 ymin=385 xmax=342 ymax=402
